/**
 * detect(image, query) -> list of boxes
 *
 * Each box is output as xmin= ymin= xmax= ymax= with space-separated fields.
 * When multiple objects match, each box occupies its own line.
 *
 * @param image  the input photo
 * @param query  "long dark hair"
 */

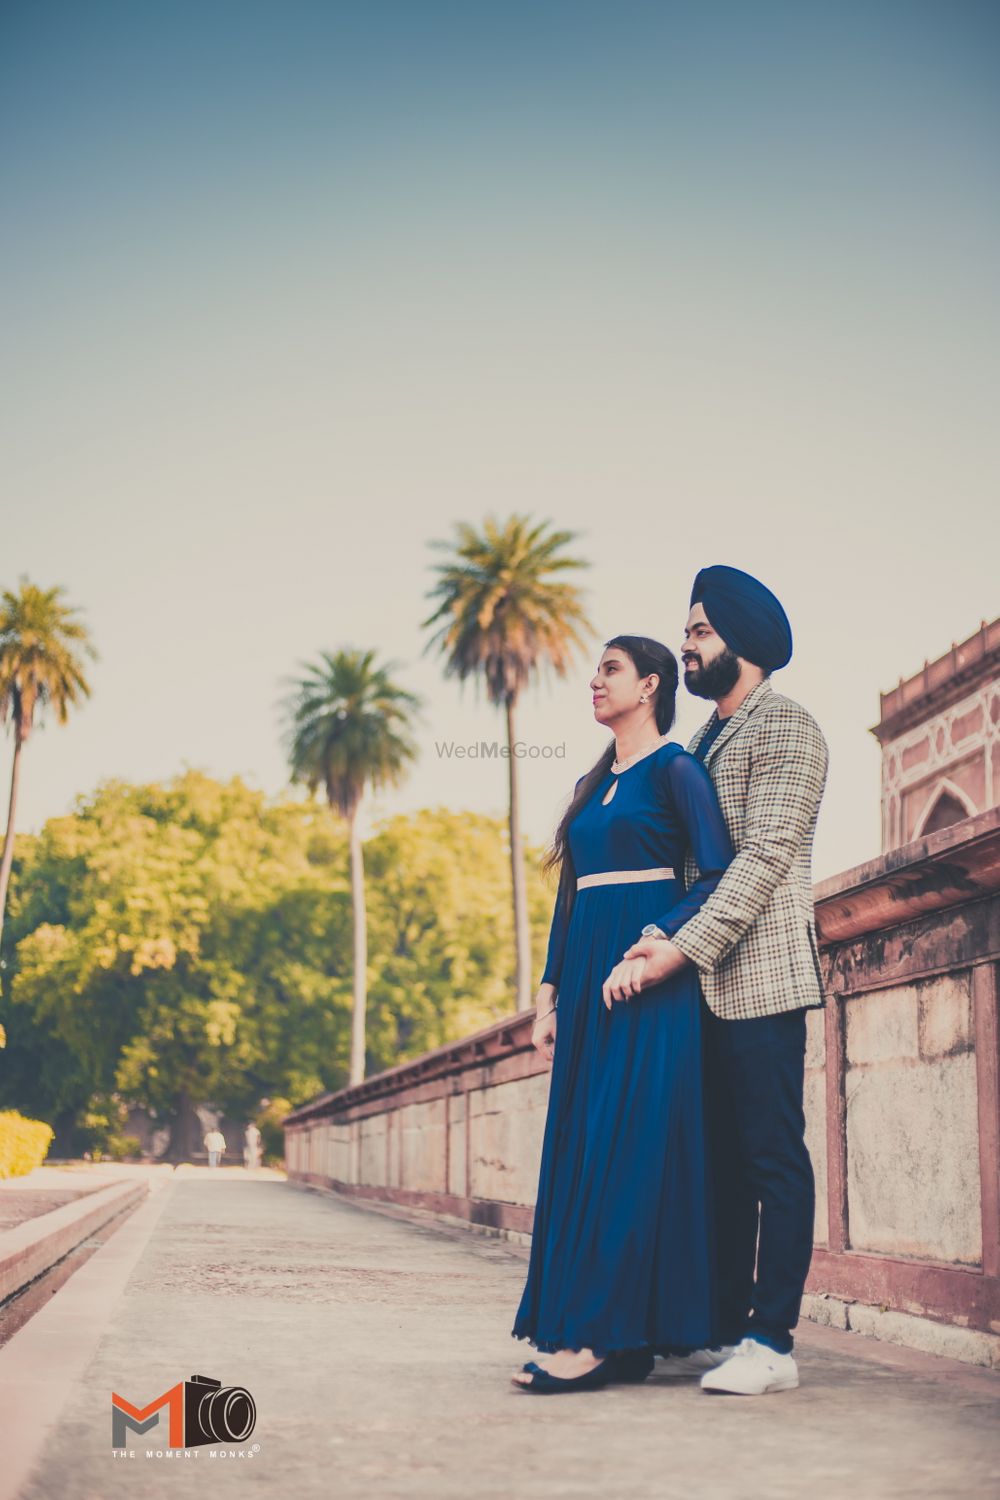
xmin=541 ymin=634 xmax=679 ymax=931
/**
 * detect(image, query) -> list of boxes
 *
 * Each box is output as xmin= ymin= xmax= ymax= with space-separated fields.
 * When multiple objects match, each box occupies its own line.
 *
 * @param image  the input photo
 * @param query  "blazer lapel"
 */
xmin=701 ymin=679 xmax=775 ymax=767
xmin=688 ymin=717 xmax=713 ymax=758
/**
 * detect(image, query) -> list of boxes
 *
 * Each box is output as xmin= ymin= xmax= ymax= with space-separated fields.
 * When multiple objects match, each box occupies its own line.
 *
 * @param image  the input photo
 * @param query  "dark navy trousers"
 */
xmin=701 ymin=1001 xmax=816 ymax=1355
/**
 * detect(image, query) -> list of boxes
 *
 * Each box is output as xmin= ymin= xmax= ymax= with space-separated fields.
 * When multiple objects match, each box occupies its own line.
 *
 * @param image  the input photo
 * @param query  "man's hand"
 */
xmin=602 ymin=938 xmax=689 ymax=1008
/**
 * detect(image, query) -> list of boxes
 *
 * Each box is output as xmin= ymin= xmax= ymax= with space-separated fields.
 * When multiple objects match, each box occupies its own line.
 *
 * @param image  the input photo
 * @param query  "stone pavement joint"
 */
xmin=0 ymin=1171 xmax=997 ymax=1500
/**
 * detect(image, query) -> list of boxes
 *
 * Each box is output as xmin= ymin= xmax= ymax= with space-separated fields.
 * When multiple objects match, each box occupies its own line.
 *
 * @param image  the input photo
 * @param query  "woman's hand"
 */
xmin=603 ymin=938 xmax=688 ymax=1006
xmin=532 ymin=984 xmax=558 ymax=1066
xmin=601 ymin=956 xmax=647 ymax=1008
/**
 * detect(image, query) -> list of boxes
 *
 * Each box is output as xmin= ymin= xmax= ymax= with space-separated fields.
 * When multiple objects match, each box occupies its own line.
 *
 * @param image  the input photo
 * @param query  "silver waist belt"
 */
xmin=576 ymin=866 xmax=675 ymax=890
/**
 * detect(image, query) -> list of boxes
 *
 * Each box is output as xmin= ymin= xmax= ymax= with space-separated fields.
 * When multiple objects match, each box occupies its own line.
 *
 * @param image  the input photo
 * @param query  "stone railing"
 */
xmin=285 ymin=807 xmax=1000 ymax=1364
xmin=803 ymin=806 xmax=999 ymax=1361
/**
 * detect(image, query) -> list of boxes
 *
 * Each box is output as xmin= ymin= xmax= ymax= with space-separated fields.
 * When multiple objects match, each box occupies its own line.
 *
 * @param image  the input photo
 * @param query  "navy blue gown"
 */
xmin=512 ymin=740 xmax=734 ymax=1358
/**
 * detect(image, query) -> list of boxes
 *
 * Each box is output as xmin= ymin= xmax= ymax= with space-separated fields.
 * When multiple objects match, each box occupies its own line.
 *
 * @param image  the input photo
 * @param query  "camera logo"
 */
xmin=111 ymin=1374 xmax=256 ymax=1449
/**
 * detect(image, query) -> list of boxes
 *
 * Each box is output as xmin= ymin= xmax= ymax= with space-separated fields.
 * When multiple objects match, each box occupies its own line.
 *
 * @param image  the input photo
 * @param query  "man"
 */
xmin=203 ymin=1127 xmax=226 ymax=1169
xmin=603 ymin=564 xmax=828 ymax=1395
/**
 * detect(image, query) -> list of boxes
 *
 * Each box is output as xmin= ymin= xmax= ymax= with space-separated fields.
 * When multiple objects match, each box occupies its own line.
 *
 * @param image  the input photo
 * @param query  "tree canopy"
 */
xmin=0 ymin=771 xmax=556 ymax=1154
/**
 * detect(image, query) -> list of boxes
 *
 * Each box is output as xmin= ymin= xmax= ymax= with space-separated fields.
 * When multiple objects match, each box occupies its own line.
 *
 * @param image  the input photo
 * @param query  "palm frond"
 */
xmin=282 ymin=647 xmax=422 ymax=818
xmin=423 ymin=515 xmax=594 ymax=703
xmin=0 ymin=578 xmax=97 ymax=738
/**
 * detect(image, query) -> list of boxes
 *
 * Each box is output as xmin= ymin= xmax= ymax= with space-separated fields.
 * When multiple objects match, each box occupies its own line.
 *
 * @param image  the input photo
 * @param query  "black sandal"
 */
xmin=512 ymin=1358 xmax=613 ymax=1394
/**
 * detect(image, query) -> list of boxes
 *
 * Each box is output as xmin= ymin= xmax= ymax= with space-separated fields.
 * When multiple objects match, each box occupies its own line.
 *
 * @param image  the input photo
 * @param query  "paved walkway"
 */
xmin=1 ymin=1169 xmax=998 ymax=1500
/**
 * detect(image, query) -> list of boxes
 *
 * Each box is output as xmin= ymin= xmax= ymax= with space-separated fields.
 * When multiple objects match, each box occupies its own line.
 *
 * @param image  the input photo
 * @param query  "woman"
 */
xmin=511 ymin=635 xmax=733 ymax=1392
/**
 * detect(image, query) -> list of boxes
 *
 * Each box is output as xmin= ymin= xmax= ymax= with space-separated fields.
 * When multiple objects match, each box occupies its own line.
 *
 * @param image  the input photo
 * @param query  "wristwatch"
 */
xmin=640 ymin=924 xmax=668 ymax=940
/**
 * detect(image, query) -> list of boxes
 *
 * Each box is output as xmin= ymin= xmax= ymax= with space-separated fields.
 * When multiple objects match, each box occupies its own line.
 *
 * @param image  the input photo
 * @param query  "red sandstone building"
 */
xmin=874 ymin=617 xmax=1000 ymax=850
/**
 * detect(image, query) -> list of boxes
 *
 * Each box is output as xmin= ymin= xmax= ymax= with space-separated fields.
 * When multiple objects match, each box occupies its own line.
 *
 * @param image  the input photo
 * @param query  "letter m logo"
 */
xmin=111 ymin=1382 xmax=184 ymax=1448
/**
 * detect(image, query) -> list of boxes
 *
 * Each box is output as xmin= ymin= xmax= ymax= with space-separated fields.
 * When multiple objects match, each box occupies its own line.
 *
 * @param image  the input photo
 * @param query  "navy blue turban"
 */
xmin=690 ymin=565 xmax=793 ymax=672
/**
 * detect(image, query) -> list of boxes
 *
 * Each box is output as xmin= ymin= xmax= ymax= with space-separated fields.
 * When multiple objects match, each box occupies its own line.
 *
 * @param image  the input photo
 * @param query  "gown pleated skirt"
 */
xmin=511 ymin=876 xmax=715 ymax=1358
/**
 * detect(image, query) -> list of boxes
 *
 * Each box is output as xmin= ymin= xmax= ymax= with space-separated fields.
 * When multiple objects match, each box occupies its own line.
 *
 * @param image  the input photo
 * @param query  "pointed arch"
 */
xmin=913 ymin=778 xmax=977 ymax=839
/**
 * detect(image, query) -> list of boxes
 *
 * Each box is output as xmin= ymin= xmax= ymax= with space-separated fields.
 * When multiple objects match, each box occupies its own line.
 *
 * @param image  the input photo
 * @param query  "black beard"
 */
xmin=683 ymin=646 xmax=742 ymax=700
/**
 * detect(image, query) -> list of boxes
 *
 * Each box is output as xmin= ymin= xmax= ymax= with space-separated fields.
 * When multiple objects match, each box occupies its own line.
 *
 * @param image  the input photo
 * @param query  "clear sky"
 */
xmin=2 ymin=0 xmax=998 ymax=880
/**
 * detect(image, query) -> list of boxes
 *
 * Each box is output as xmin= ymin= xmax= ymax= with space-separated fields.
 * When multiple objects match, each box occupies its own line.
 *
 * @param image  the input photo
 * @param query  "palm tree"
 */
xmin=0 ymin=580 xmax=97 ymax=946
xmin=284 ymin=648 xmax=420 ymax=1086
xmin=424 ymin=515 xmax=592 ymax=1011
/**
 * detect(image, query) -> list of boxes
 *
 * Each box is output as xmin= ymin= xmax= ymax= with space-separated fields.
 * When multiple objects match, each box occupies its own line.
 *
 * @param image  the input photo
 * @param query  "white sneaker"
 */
xmin=700 ymin=1337 xmax=799 ymax=1394
xmin=658 ymin=1345 xmax=736 ymax=1377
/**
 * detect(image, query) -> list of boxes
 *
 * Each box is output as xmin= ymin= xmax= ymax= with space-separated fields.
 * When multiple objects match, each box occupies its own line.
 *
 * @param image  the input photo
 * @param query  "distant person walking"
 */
xmin=204 ymin=1128 xmax=226 ymax=1168
xmin=244 ymin=1123 xmax=262 ymax=1170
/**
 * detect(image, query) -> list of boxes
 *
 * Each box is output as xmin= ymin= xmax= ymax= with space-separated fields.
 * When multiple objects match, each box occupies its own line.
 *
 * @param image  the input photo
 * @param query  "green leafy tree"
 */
xmin=2 ymin=773 xmax=353 ymax=1157
xmin=364 ymin=807 xmax=554 ymax=1067
xmin=0 ymin=580 xmax=97 ymax=945
xmin=0 ymin=775 xmax=557 ymax=1155
xmin=284 ymin=649 xmax=421 ymax=1086
xmin=424 ymin=515 xmax=592 ymax=1010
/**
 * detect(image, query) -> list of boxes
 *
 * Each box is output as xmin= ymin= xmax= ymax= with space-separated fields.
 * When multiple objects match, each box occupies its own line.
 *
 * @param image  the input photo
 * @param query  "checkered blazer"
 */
xmin=670 ymin=679 xmax=829 ymax=1021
